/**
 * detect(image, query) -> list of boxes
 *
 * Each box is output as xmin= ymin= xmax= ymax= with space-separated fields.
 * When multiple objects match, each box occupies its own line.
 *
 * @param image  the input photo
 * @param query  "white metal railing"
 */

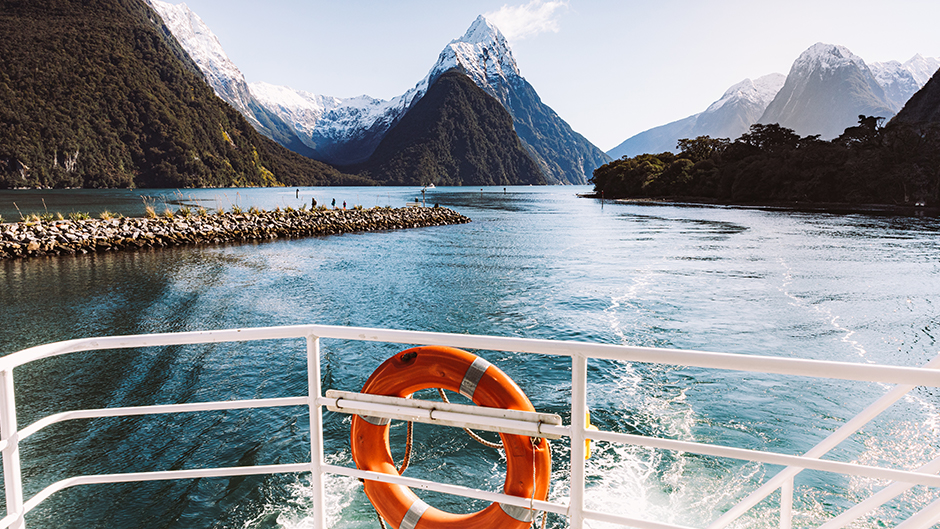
xmin=0 ymin=324 xmax=939 ymax=529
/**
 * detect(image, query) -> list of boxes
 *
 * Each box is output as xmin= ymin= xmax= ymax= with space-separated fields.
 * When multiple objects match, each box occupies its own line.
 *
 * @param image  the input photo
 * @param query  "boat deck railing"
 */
xmin=1 ymin=325 xmax=939 ymax=528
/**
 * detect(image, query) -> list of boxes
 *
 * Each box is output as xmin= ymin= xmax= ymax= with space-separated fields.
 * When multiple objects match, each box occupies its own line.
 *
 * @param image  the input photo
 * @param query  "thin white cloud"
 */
xmin=483 ymin=0 xmax=568 ymax=41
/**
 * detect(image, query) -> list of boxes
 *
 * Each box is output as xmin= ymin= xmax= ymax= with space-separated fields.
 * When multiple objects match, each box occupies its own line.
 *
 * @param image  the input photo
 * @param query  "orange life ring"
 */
xmin=351 ymin=346 xmax=551 ymax=529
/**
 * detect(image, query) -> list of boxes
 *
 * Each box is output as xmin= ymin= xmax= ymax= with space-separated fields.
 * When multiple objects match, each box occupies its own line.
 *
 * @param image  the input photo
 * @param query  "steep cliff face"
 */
xmin=429 ymin=16 xmax=609 ymax=184
xmin=0 ymin=0 xmax=349 ymax=188
xmin=759 ymin=43 xmax=895 ymax=139
xmin=892 ymin=69 xmax=940 ymax=125
xmin=353 ymin=71 xmax=546 ymax=187
xmin=147 ymin=0 xmax=319 ymax=158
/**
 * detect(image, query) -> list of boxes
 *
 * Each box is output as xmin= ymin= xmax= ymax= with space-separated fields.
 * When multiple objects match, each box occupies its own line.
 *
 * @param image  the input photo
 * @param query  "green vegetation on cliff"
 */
xmin=0 ymin=0 xmax=354 ymax=188
xmin=591 ymin=119 xmax=940 ymax=207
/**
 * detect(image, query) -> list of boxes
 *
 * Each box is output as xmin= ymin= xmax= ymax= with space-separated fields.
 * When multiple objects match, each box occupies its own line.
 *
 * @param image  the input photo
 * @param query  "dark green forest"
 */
xmin=350 ymin=71 xmax=545 ymax=186
xmin=591 ymin=119 xmax=940 ymax=207
xmin=0 ymin=0 xmax=357 ymax=188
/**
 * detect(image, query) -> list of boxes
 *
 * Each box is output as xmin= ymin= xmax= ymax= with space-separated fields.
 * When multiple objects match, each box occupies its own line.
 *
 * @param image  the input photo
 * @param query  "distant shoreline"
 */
xmin=579 ymin=194 xmax=940 ymax=217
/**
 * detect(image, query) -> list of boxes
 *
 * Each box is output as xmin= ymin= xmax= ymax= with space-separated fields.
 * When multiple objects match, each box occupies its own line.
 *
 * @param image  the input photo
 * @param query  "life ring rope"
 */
xmin=436 ymin=388 xmax=503 ymax=450
xmin=388 ymin=388 xmax=550 ymax=526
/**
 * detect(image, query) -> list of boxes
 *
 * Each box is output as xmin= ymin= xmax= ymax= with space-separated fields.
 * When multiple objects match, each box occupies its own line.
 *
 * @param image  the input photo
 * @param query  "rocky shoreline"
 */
xmin=0 ymin=206 xmax=470 ymax=260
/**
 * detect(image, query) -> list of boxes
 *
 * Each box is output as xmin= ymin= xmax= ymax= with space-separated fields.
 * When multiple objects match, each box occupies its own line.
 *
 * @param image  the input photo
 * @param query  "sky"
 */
xmin=175 ymin=0 xmax=940 ymax=152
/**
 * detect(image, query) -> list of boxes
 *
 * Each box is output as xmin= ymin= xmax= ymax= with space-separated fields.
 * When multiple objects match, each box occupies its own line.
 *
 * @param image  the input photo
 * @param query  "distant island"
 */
xmin=589 ymin=118 xmax=940 ymax=210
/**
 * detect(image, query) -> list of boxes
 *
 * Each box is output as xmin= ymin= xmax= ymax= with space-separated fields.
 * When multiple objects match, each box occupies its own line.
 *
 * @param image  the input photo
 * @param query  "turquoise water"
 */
xmin=1 ymin=186 xmax=939 ymax=528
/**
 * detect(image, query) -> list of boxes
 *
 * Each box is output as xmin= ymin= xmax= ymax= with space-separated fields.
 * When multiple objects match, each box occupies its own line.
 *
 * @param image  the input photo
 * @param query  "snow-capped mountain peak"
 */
xmin=149 ymin=1 xmax=237 ymax=78
xmin=868 ymin=54 xmax=940 ymax=112
xmin=149 ymin=1 xmax=243 ymax=93
xmin=431 ymin=15 xmax=521 ymax=88
xmin=148 ymin=0 xmax=264 ymax=128
xmin=459 ymin=15 xmax=505 ymax=45
xmin=247 ymin=80 xmax=420 ymax=146
xmin=792 ymin=42 xmax=868 ymax=74
xmin=903 ymin=53 xmax=940 ymax=86
xmin=705 ymin=73 xmax=785 ymax=113
xmin=760 ymin=42 xmax=895 ymax=139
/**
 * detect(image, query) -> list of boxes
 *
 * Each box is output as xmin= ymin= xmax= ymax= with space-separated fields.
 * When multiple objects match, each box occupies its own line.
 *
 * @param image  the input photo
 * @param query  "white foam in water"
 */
xmin=576 ymin=444 xmax=768 ymax=528
xmin=242 ymin=452 xmax=361 ymax=529
xmin=566 ymin=360 xmax=772 ymax=528
xmin=604 ymin=269 xmax=655 ymax=346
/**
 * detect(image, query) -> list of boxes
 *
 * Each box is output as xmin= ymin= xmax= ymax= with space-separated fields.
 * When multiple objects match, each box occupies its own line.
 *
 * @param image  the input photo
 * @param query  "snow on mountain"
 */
xmin=893 ymin=63 xmax=940 ymax=126
xmin=148 ymin=4 xmax=524 ymax=166
xmin=246 ymin=81 xmax=423 ymax=155
xmin=759 ymin=42 xmax=895 ymax=139
xmin=148 ymin=0 xmax=255 ymax=122
xmin=245 ymin=82 xmax=330 ymax=138
xmin=243 ymin=19 xmax=524 ymax=164
xmin=246 ymin=14 xmax=607 ymax=182
xmin=904 ymin=54 xmax=940 ymax=86
xmin=150 ymin=4 xmax=606 ymax=180
xmin=429 ymin=16 xmax=521 ymax=91
xmin=608 ymin=44 xmax=935 ymax=159
xmin=245 ymin=78 xmax=428 ymax=164
xmin=607 ymin=74 xmax=785 ymax=160
xmin=870 ymin=54 xmax=940 ymax=111
xmin=148 ymin=0 xmax=322 ymax=156
xmin=148 ymin=0 xmax=426 ymax=164
xmin=790 ymin=42 xmax=869 ymax=75
xmin=869 ymin=60 xmax=921 ymax=112
xmin=705 ymin=74 xmax=785 ymax=114
xmin=418 ymin=15 xmax=609 ymax=184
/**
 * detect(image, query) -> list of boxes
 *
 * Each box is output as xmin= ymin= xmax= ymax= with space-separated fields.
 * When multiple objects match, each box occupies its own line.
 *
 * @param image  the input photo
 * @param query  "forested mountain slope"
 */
xmin=0 ymin=0 xmax=356 ymax=188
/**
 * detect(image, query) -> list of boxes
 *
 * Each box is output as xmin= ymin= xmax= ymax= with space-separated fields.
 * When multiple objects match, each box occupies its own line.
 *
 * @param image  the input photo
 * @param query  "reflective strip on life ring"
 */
xmin=459 ymin=356 xmax=491 ymax=399
xmin=400 ymin=499 xmax=430 ymax=529
xmin=350 ymin=346 xmax=551 ymax=529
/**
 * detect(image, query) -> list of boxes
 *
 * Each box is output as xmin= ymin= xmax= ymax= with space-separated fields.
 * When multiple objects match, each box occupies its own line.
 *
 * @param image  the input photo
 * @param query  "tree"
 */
xmin=737 ymin=123 xmax=800 ymax=152
xmin=835 ymin=115 xmax=886 ymax=149
xmin=677 ymin=136 xmax=730 ymax=163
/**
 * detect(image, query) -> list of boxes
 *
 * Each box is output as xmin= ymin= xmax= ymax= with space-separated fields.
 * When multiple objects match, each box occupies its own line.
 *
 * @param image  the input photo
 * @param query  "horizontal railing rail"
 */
xmin=0 ymin=324 xmax=937 ymax=529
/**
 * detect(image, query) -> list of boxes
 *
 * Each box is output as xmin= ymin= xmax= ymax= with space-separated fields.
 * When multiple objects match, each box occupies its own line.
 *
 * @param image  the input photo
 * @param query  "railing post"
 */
xmin=779 ymin=477 xmax=793 ymax=529
xmin=569 ymin=354 xmax=588 ymax=529
xmin=0 ymin=369 xmax=24 ymax=529
xmin=307 ymin=336 xmax=326 ymax=529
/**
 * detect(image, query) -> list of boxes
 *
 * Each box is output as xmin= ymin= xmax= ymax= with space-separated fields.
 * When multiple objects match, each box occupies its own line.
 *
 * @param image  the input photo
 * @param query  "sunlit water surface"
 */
xmin=1 ymin=186 xmax=938 ymax=528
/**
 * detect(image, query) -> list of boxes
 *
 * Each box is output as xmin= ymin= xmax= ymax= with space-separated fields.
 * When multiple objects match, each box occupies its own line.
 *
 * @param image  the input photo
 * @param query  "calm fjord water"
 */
xmin=1 ymin=186 xmax=938 ymax=528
